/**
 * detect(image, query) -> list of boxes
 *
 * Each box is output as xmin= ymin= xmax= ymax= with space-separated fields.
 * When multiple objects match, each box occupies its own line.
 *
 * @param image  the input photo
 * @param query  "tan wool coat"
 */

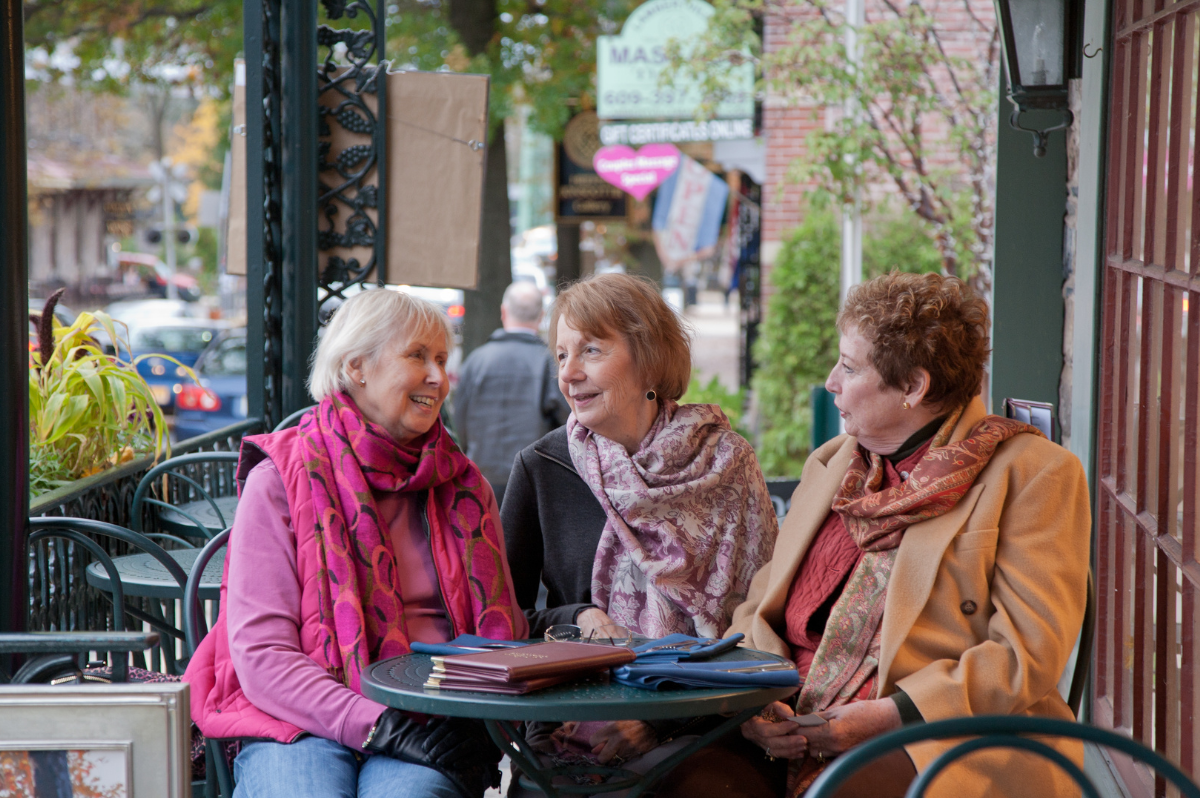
xmin=727 ymin=398 xmax=1091 ymax=798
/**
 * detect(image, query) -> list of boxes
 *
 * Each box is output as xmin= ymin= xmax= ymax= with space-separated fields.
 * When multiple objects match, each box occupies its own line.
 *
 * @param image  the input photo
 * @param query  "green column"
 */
xmin=0 ymin=0 xmax=30 ymax=634
xmin=990 ymin=75 xmax=1068 ymax=413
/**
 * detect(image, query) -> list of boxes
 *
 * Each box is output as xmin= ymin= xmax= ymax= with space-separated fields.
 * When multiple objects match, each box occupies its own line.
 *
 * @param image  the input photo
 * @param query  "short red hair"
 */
xmin=550 ymin=273 xmax=692 ymax=401
xmin=838 ymin=272 xmax=990 ymax=412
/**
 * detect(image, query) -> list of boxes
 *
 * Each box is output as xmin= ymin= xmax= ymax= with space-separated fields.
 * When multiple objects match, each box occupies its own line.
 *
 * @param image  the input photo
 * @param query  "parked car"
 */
xmin=103 ymin=298 xmax=208 ymax=323
xmin=126 ymin=320 xmax=226 ymax=414
xmin=317 ymin=284 xmax=465 ymax=334
xmin=110 ymin=252 xmax=202 ymax=303
xmin=174 ymin=329 xmax=248 ymax=440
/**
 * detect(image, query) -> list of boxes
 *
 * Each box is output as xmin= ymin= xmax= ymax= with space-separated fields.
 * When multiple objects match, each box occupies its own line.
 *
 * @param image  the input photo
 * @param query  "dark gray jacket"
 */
xmin=501 ymin=427 xmax=711 ymax=743
xmin=500 ymin=426 xmax=607 ymax=636
xmin=454 ymin=328 xmax=569 ymax=494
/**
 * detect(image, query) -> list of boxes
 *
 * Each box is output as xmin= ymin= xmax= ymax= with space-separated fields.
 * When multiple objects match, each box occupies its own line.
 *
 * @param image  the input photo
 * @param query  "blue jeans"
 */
xmin=232 ymin=735 xmax=462 ymax=798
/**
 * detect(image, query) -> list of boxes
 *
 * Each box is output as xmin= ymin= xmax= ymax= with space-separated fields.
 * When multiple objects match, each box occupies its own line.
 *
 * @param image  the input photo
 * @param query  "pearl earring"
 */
xmin=360 ymin=379 xmax=366 ymax=386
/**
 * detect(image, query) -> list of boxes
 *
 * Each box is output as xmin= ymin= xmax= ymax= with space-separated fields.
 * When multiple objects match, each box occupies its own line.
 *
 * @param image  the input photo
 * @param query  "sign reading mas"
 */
xmin=597 ymin=0 xmax=754 ymax=121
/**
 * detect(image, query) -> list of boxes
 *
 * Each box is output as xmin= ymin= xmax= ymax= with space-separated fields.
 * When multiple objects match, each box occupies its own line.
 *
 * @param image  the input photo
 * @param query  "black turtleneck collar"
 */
xmin=884 ymin=415 xmax=949 ymax=465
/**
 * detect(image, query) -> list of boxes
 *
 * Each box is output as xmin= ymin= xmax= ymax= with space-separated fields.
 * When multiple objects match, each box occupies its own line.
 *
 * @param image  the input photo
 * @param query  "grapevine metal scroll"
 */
xmin=316 ymin=0 xmax=388 ymax=325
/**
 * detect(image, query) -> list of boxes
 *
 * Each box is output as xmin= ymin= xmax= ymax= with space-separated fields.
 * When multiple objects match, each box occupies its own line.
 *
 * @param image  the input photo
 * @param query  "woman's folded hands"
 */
xmin=740 ymin=698 xmax=904 ymax=760
xmin=587 ymin=720 xmax=659 ymax=764
xmin=365 ymin=709 xmax=501 ymax=796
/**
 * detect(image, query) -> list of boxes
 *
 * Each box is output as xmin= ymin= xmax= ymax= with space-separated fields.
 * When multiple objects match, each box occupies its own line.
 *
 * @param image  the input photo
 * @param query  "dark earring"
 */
xmin=646 ymin=390 xmax=657 ymax=401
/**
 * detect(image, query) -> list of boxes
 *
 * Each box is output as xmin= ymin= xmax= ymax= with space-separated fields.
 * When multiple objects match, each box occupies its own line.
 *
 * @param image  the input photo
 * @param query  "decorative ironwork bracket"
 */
xmin=317 ymin=0 xmax=388 ymax=325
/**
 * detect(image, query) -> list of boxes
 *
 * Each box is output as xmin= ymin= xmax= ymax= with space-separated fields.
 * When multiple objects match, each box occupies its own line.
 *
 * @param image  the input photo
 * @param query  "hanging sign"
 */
xmin=555 ymin=110 xmax=629 ymax=223
xmin=597 ymin=0 xmax=754 ymax=121
xmin=592 ymin=143 xmax=681 ymax=201
xmin=652 ymin=155 xmax=729 ymax=266
xmin=599 ymin=118 xmax=755 ymax=146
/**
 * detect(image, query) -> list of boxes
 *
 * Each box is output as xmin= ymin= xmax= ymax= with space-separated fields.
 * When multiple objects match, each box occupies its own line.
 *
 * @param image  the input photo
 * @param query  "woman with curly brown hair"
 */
xmin=719 ymin=271 xmax=1090 ymax=798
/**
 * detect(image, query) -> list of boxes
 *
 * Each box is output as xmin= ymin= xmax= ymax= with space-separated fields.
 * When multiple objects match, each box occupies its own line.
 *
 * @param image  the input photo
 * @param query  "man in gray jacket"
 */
xmin=454 ymin=281 xmax=569 ymax=506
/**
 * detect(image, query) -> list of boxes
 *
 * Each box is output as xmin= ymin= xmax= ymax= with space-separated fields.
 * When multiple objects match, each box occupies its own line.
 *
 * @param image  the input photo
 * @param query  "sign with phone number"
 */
xmin=597 ymin=0 xmax=755 ymax=121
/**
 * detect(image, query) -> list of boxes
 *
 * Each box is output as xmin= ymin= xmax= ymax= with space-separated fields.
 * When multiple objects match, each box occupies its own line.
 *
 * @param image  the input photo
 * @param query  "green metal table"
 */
xmin=361 ymin=646 xmax=797 ymax=797
xmin=84 ymin=546 xmax=224 ymax=600
xmin=158 ymin=495 xmax=239 ymax=540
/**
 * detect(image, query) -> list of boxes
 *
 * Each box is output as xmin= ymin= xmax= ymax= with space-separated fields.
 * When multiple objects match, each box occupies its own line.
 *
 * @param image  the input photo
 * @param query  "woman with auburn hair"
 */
xmin=720 ymin=271 xmax=1090 ymax=798
xmin=185 ymin=288 xmax=528 ymax=798
xmin=501 ymin=273 xmax=779 ymax=794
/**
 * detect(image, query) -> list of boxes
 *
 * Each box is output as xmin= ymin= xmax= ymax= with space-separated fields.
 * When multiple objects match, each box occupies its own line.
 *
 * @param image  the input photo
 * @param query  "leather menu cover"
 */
xmin=424 ymin=672 xmax=579 ymax=695
xmin=431 ymin=641 xmax=635 ymax=682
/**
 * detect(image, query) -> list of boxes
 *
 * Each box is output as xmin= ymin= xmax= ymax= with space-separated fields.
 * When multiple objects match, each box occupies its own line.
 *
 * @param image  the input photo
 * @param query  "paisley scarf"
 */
xmin=567 ymin=400 xmax=778 ymax=638
xmin=299 ymin=393 xmax=521 ymax=692
xmin=787 ymin=408 xmax=1043 ymax=796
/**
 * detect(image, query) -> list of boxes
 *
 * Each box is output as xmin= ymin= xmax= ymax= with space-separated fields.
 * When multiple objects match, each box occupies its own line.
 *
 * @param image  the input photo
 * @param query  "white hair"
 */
xmin=308 ymin=288 xmax=453 ymax=401
xmin=502 ymin=281 xmax=544 ymax=324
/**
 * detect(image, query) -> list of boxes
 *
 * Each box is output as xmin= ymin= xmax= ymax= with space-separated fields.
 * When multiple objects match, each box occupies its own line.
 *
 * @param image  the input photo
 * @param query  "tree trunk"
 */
xmin=555 ymin=222 xmax=580 ymax=288
xmin=450 ymin=0 xmax=509 ymax=358
xmin=461 ymin=132 xmax=510 ymax=355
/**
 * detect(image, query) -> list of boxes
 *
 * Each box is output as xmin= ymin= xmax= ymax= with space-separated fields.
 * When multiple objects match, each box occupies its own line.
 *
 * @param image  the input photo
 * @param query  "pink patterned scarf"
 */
xmin=299 ymin=393 xmax=521 ymax=692
xmin=567 ymin=400 xmax=778 ymax=638
xmin=787 ymin=408 xmax=1042 ymax=796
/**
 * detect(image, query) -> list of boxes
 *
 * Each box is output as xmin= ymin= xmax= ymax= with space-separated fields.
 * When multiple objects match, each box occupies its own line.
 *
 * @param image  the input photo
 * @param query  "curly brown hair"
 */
xmin=550 ymin=273 xmax=692 ymax=401
xmin=838 ymin=272 xmax=990 ymax=412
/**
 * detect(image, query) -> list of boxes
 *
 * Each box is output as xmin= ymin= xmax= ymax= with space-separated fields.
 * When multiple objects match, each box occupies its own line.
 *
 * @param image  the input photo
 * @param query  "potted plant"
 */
xmin=28 ymin=290 xmax=194 ymax=496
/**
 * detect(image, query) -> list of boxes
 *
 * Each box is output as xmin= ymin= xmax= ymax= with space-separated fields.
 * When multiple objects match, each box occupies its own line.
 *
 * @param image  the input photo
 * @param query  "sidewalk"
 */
xmin=685 ymin=290 xmax=740 ymax=393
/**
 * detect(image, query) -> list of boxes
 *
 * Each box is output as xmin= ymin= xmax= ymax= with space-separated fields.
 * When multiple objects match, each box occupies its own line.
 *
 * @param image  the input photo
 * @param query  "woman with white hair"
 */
xmin=185 ymin=288 xmax=528 ymax=798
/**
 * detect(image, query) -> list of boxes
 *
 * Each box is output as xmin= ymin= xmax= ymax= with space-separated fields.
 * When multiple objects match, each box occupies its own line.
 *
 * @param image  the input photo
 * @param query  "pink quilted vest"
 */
xmin=184 ymin=428 xmax=338 ymax=743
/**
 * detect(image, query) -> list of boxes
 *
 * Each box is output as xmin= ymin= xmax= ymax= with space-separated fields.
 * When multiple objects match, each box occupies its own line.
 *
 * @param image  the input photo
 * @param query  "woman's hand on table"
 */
xmin=576 ymin=607 xmax=618 ymax=637
xmin=740 ymin=701 xmax=809 ymax=760
xmin=800 ymin=698 xmax=903 ymax=758
xmin=589 ymin=721 xmax=658 ymax=764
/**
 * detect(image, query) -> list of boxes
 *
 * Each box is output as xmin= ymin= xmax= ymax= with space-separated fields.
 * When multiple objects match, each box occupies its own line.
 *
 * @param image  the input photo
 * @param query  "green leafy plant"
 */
xmin=28 ymin=291 xmax=188 ymax=496
xmin=681 ymin=371 xmax=748 ymax=437
xmin=751 ymin=205 xmax=942 ymax=477
xmin=751 ymin=210 xmax=842 ymax=478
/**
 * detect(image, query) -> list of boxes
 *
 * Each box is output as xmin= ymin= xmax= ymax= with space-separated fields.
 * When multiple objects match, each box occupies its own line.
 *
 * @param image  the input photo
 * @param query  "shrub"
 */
xmin=751 ymin=206 xmax=942 ymax=477
xmin=29 ymin=292 xmax=186 ymax=496
xmin=751 ymin=210 xmax=841 ymax=477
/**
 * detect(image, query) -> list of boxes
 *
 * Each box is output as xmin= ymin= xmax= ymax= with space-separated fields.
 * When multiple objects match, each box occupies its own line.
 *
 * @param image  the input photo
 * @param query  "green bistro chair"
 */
xmin=131 ymin=451 xmax=242 ymax=544
xmin=272 ymin=404 xmax=317 ymax=432
xmin=183 ymin=528 xmax=235 ymax=798
xmin=806 ymin=715 xmax=1200 ymax=798
xmin=28 ymin=518 xmax=190 ymax=680
xmin=0 ymin=631 xmax=161 ymax=684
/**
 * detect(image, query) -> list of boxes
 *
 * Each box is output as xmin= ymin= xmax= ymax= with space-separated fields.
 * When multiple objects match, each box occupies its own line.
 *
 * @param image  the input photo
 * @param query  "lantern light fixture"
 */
xmin=993 ymin=0 xmax=1079 ymax=157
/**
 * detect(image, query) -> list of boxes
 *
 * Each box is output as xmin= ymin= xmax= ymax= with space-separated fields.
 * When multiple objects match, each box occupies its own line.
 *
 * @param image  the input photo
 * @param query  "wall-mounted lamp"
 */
xmin=994 ymin=0 xmax=1078 ymax=157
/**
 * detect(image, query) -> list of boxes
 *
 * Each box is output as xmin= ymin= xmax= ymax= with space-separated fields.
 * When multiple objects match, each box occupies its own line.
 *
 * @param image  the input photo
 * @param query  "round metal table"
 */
xmin=157 ymin=495 xmax=239 ymax=539
xmin=84 ymin=547 xmax=225 ymax=600
xmin=362 ymin=646 xmax=797 ymax=797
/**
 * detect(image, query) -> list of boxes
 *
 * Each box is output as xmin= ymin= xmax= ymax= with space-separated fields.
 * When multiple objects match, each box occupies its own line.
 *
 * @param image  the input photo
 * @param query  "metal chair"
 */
xmin=131 ymin=451 xmax=241 ymax=543
xmin=806 ymin=715 xmax=1200 ymax=798
xmin=0 ymin=631 xmax=160 ymax=684
xmin=183 ymin=528 xmax=235 ymax=798
xmin=28 ymin=517 xmax=190 ymax=677
xmin=273 ymin=404 xmax=316 ymax=432
xmin=1000 ymin=398 xmax=1093 ymax=716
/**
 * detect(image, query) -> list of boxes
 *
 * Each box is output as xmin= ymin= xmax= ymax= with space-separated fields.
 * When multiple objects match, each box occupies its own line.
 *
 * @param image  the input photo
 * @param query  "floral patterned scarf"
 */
xmin=567 ymin=400 xmax=778 ymax=638
xmin=787 ymin=407 xmax=1043 ymax=795
xmin=299 ymin=393 xmax=521 ymax=692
